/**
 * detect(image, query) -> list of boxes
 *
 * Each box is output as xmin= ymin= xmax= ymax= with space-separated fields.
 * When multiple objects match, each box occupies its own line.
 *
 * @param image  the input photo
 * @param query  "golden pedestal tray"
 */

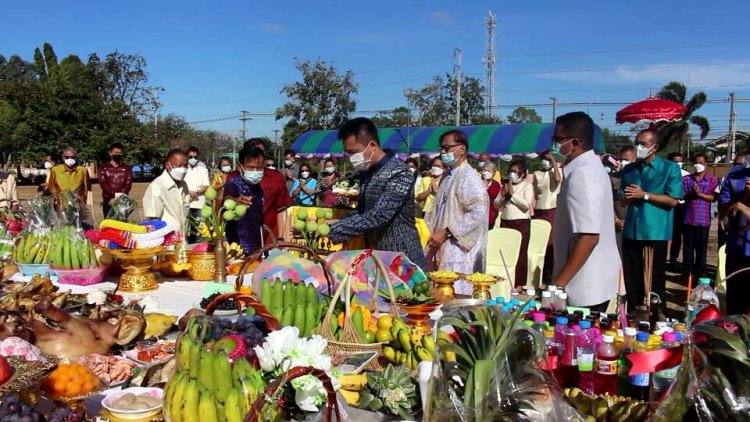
xmin=397 ymin=302 xmax=442 ymax=336
xmin=465 ymin=274 xmax=499 ymax=300
xmin=107 ymin=246 xmax=165 ymax=292
xmin=428 ymin=272 xmax=461 ymax=301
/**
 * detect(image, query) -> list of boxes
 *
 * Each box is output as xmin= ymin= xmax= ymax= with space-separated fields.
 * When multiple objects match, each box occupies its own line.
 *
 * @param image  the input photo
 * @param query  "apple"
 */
xmin=0 ymin=355 xmax=11 ymax=385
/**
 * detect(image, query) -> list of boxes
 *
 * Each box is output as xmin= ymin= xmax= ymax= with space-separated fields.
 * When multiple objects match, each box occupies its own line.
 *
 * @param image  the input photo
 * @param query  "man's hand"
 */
xmin=108 ymin=198 xmax=116 ymax=205
xmin=728 ymin=202 xmax=750 ymax=217
xmin=624 ymin=184 xmax=646 ymax=200
xmin=189 ymin=191 xmax=199 ymax=200
xmin=692 ymin=183 xmax=700 ymax=195
xmin=284 ymin=169 xmax=293 ymax=180
xmin=615 ymin=218 xmax=625 ymax=231
xmin=237 ymin=195 xmax=253 ymax=206
xmin=427 ymin=228 xmax=448 ymax=250
xmin=543 ymin=151 xmax=556 ymax=163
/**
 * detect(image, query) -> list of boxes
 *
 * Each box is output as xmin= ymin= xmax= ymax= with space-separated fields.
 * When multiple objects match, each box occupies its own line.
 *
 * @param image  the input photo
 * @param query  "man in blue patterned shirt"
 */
xmin=329 ymin=118 xmax=426 ymax=268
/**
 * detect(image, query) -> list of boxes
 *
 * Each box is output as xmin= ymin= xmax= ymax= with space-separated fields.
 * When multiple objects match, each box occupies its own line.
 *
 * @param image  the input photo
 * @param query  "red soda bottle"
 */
xmin=594 ymin=334 xmax=618 ymax=395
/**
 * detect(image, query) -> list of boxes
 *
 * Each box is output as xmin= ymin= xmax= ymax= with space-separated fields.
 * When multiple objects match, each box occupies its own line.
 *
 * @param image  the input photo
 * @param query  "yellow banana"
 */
xmin=422 ymin=335 xmax=436 ymax=355
xmin=198 ymin=349 xmax=215 ymax=391
xmin=225 ymin=388 xmax=244 ymax=422
xmin=198 ymin=386 xmax=218 ymax=421
xmin=398 ymin=329 xmax=412 ymax=352
xmin=416 ymin=346 xmax=433 ymax=362
xmin=180 ymin=378 xmax=200 ymax=422
xmin=340 ymin=389 xmax=360 ymax=405
xmin=338 ymin=374 xmax=367 ymax=391
xmin=213 ymin=351 xmax=234 ymax=403
xmin=169 ymin=372 xmax=189 ymax=422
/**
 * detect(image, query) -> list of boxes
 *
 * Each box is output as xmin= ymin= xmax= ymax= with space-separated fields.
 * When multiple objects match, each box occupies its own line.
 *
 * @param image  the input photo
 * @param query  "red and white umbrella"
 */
xmin=616 ymin=97 xmax=687 ymax=124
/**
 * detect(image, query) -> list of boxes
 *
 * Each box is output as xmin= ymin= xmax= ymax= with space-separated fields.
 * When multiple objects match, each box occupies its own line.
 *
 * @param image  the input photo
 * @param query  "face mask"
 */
xmin=349 ymin=145 xmax=374 ymax=171
xmin=170 ymin=166 xmax=187 ymax=181
xmin=694 ymin=163 xmax=706 ymax=173
xmin=541 ymin=159 xmax=552 ymax=170
xmin=478 ymin=161 xmax=486 ymax=168
xmin=188 ymin=158 xmax=199 ymax=166
xmin=243 ymin=170 xmax=263 ymax=184
xmin=551 ymin=139 xmax=573 ymax=156
xmin=112 ymin=154 xmax=123 ymax=162
xmin=605 ymin=166 xmax=613 ymax=174
xmin=441 ymin=152 xmax=456 ymax=166
xmin=44 ymin=162 xmax=53 ymax=169
xmin=325 ymin=167 xmax=335 ymax=174
xmin=64 ymin=158 xmax=76 ymax=167
xmin=301 ymin=171 xmax=310 ymax=179
xmin=620 ymin=159 xmax=631 ymax=167
xmin=431 ymin=166 xmax=444 ymax=177
xmin=675 ymin=162 xmax=684 ymax=169
xmin=509 ymin=171 xmax=520 ymax=183
xmin=408 ymin=167 xmax=416 ymax=174
xmin=284 ymin=160 xmax=293 ymax=167
xmin=221 ymin=166 xmax=232 ymax=173
xmin=482 ymin=171 xmax=493 ymax=180
xmin=636 ymin=144 xmax=653 ymax=160
xmin=745 ymin=161 xmax=750 ymax=169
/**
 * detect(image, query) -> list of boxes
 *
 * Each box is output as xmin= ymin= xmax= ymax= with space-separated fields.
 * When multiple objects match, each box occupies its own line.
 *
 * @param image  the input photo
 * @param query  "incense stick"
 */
xmin=686 ymin=274 xmax=693 ymax=305
xmin=643 ymin=246 xmax=654 ymax=305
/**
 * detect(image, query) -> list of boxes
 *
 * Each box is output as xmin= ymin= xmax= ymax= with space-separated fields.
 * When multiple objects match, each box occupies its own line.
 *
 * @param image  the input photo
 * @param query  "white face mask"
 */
xmin=620 ymin=159 xmax=631 ymax=167
xmin=694 ymin=163 xmax=706 ymax=174
xmin=44 ymin=162 xmax=53 ymax=169
xmin=541 ymin=159 xmax=552 ymax=170
xmin=636 ymin=144 xmax=654 ymax=160
xmin=284 ymin=159 xmax=293 ymax=167
xmin=349 ymin=146 xmax=374 ymax=171
xmin=64 ymin=158 xmax=76 ymax=167
xmin=675 ymin=162 xmax=684 ymax=169
xmin=325 ymin=167 xmax=335 ymax=174
xmin=482 ymin=171 xmax=493 ymax=180
xmin=408 ymin=167 xmax=416 ymax=174
xmin=745 ymin=161 xmax=750 ymax=169
xmin=605 ymin=166 xmax=613 ymax=174
xmin=478 ymin=161 xmax=486 ymax=168
xmin=301 ymin=171 xmax=310 ymax=179
xmin=243 ymin=170 xmax=263 ymax=184
xmin=170 ymin=166 xmax=188 ymax=181
xmin=431 ymin=166 xmax=444 ymax=177
xmin=509 ymin=171 xmax=521 ymax=183
xmin=221 ymin=166 xmax=232 ymax=173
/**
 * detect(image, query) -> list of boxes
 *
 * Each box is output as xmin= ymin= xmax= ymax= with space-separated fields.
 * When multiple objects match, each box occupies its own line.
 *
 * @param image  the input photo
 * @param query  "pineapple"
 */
xmin=359 ymin=364 xmax=418 ymax=420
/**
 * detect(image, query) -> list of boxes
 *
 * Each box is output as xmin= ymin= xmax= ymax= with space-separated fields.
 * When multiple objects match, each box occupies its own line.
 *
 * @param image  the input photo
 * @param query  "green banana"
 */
xmin=231 ymin=357 xmax=252 ymax=389
xmin=352 ymin=307 xmax=366 ymax=341
xmin=188 ymin=339 xmax=201 ymax=379
xmin=198 ymin=386 xmax=219 ymax=422
xmin=294 ymin=304 xmax=305 ymax=333
xmin=416 ymin=345 xmax=432 ymax=362
xmin=88 ymin=242 xmax=97 ymax=266
xmin=422 ymin=335 xmax=436 ymax=355
xmin=177 ymin=333 xmax=193 ymax=372
xmin=62 ymin=239 xmax=71 ymax=269
xmin=15 ymin=235 xmax=25 ymax=262
xmin=70 ymin=238 xmax=81 ymax=269
xmin=180 ymin=378 xmax=200 ymax=422
xmin=281 ymin=306 xmax=294 ymax=327
xmin=213 ymin=350 xmax=233 ymax=403
xmin=398 ymin=329 xmax=412 ymax=352
xmin=306 ymin=283 xmax=317 ymax=306
xmin=198 ymin=348 xmax=215 ymax=391
xmin=283 ymin=281 xmax=295 ymax=308
xmin=78 ymin=238 xmax=90 ymax=268
xmin=304 ymin=305 xmax=316 ymax=337
xmin=169 ymin=372 xmax=189 ymax=422
xmin=270 ymin=281 xmax=283 ymax=313
xmin=23 ymin=234 xmax=34 ymax=262
xmin=224 ymin=387 xmax=243 ymax=422
xmin=260 ymin=279 xmax=271 ymax=310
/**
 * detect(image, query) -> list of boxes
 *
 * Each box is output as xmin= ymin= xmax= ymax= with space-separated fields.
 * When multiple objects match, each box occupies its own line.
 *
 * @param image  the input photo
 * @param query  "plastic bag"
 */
xmin=653 ymin=314 xmax=750 ymax=421
xmin=14 ymin=195 xmax=54 ymax=265
xmin=0 ymin=220 xmax=15 ymax=261
xmin=106 ymin=195 xmax=137 ymax=222
xmin=48 ymin=225 xmax=99 ymax=270
xmin=424 ymin=303 xmax=583 ymax=422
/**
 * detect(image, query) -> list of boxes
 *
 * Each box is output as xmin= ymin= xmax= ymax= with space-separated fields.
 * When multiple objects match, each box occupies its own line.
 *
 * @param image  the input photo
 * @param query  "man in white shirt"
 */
xmin=143 ymin=149 xmax=190 ymax=235
xmin=552 ymin=112 xmax=621 ymax=311
xmin=184 ymin=146 xmax=210 ymax=242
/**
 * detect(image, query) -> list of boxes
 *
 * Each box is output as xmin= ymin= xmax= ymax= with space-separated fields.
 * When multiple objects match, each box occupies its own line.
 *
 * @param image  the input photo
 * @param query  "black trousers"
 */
xmin=683 ymin=225 xmax=709 ymax=276
xmin=669 ymin=205 xmax=684 ymax=266
xmin=726 ymin=254 xmax=750 ymax=315
xmin=623 ymin=239 xmax=668 ymax=312
xmin=102 ymin=200 xmax=113 ymax=220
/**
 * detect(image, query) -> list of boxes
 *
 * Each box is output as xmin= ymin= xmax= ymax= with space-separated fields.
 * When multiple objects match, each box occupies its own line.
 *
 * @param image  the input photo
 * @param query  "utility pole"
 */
xmin=483 ymin=11 xmax=496 ymax=115
xmin=240 ymin=110 xmax=250 ymax=142
xmin=454 ymin=48 xmax=462 ymax=126
xmin=550 ymin=97 xmax=557 ymax=122
xmin=273 ymin=129 xmax=281 ymax=166
xmin=728 ymin=92 xmax=737 ymax=162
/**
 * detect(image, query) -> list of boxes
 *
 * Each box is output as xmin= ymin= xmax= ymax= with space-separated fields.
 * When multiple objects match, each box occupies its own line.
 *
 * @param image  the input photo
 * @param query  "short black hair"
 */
xmin=110 ymin=142 xmax=124 ymax=151
xmin=165 ymin=148 xmax=186 ymax=164
xmin=439 ymin=130 xmax=468 ymax=148
xmin=405 ymin=157 xmax=418 ymax=167
xmin=338 ymin=117 xmax=380 ymax=146
xmin=245 ymin=138 xmax=267 ymax=150
xmin=693 ymin=153 xmax=707 ymax=162
xmin=187 ymin=146 xmax=199 ymax=155
xmin=619 ymin=145 xmax=635 ymax=155
xmin=509 ymin=158 xmax=528 ymax=176
xmin=429 ymin=156 xmax=443 ymax=166
xmin=324 ymin=158 xmax=336 ymax=166
xmin=667 ymin=152 xmax=684 ymax=161
xmin=218 ymin=156 xmax=232 ymax=165
xmin=239 ymin=145 xmax=265 ymax=163
xmin=283 ymin=149 xmax=295 ymax=158
xmin=555 ymin=111 xmax=594 ymax=149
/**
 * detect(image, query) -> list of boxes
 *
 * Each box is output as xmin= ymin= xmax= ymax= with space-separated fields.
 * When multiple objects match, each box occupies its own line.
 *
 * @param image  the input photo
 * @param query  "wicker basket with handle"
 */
xmin=245 ymin=365 xmax=342 ymax=422
xmin=315 ymin=249 xmax=401 ymax=371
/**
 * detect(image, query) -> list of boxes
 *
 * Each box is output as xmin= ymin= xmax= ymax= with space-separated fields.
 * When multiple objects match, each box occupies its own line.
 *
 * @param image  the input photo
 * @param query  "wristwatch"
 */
xmin=643 ymin=192 xmax=650 ymax=202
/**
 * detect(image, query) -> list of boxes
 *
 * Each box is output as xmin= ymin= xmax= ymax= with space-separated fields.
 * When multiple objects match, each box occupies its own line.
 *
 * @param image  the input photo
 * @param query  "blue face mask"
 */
xmin=188 ymin=158 xmax=199 ymax=166
xmin=243 ymin=170 xmax=263 ymax=185
xmin=441 ymin=152 xmax=456 ymax=167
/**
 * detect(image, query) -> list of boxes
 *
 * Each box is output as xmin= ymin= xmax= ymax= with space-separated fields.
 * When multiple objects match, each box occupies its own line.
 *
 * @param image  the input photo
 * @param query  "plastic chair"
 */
xmin=527 ymin=219 xmax=552 ymax=288
xmin=486 ymin=228 xmax=522 ymax=299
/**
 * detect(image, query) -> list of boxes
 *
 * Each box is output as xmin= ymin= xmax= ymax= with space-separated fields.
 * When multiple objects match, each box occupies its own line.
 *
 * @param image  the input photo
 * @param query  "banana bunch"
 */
xmin=382 ymin=319 xmax=436 ymax=371
xmin=260 ymin=279 xmax=324 ymax=337
xmin=224 ymin=242 xmax=244 ymax=261
xmin=48 ymin=226 xmax=98 ymax=269
xmin=563 ymin=387 xmax=649 ymax=422
xmin=337 ymin=373 xmax=367 ymax=405
xmin=14 ymin=231 xmax=51 ymax=264
xmin=166 ymin=319 xmax=267 ymax=422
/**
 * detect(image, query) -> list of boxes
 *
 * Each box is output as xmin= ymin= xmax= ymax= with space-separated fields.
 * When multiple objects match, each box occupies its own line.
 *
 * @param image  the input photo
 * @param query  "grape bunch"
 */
xmin=47 ymin=404 xmax=85 ymax=422
xmin=203 ymin=317 xmax=234 ymax=342
xmin=0 ymin=394 xmax=45 ymax=422
xmin=234 ymin=315 xmax=266 ymax=347
xmin=200 ymin=292 xmax=236 ymax=310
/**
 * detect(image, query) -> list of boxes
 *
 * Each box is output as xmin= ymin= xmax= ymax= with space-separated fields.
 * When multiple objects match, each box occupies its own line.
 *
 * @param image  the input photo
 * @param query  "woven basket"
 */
xmin=315 ymin=250 xmax=401 ymax=371
xmin=204 ymin=292 xmax=281 ymax=331
xmin=245 ymin=366 xmax=341 ymax=422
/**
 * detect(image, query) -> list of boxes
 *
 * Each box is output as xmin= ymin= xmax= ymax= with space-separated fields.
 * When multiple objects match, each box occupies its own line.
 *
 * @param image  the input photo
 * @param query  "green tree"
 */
xmin=602 ymin=128 xmax=631 ymax=154
xmin=411 ymin=74 xmax=493 ymax=126
xmin=655 ymin=81 xmax=710 ymax=150
xmin=276 ymin=58 xmax=358 ymax=145
xmin=371 ymin=106 xmax=411 ymax=128
xmin=507 ymin=107 xmax=542 ymax=124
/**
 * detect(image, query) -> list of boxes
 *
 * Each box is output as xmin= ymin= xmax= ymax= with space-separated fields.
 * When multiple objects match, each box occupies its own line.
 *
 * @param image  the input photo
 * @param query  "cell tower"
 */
xmin=483 ymin=11 xmax=497 ymax=115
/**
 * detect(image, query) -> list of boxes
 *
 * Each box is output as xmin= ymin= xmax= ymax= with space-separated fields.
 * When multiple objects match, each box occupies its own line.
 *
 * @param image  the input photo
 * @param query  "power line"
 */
xmin=468 ymin=41 xmax=748 ymax=58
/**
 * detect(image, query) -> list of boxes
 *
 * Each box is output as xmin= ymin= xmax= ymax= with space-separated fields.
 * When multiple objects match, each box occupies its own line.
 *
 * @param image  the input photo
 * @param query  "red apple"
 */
xmin=0 ymin=355 xmax=12 ymax=385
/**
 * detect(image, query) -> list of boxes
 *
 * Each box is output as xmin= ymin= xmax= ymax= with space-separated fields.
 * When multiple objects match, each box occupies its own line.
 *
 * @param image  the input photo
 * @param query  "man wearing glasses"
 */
xmin=328 ymin=118 xmax=425 ymax=268
xmin=47 ymin=147 xmax=91 ymax=204
xmin=424 ymin=130 xmax=488 ymax=294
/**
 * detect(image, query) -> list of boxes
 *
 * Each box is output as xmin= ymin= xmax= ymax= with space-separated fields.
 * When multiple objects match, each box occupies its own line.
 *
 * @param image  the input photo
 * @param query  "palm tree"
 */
xmin=655 ymin=81 xmax=710 ymax=151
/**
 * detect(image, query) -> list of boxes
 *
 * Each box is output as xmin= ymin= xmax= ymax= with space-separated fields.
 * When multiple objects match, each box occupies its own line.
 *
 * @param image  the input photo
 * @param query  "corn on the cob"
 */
xmin=100 ymin=219 xmax=148 ymax=233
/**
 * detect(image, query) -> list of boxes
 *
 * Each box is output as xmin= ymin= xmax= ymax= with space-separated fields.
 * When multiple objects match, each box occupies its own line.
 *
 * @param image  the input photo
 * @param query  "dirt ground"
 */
xmin=18 ymin=182 xmax=715 ymax=316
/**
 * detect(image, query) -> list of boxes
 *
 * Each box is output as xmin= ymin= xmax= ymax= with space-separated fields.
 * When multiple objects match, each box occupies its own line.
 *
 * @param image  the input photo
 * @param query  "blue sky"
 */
xmin=2 ymin=0 xmax=749 ymax=145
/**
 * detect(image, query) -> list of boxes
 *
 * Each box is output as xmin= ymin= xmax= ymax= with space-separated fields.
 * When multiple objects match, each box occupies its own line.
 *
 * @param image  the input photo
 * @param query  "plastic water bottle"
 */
xmin=617 ymin=327 xmax=637 ymax=396
xmin=577 ymin=320 xmax=596 ymax=394
xmin=687 ymin=278 xmax=719 ymax=325
xmin=556 ymin=292 xmax=568 ymax=312
xmin=531 ymin=312 xmax=547 ymax=333
xmin=653 ymin=332 xmax=680 ymax=397
xmin=594 ymin=334 xmax=618 ymax=396
xmin=554 ymin=317 xmax=569 ymax=355
xmin=542 ymin=328 xmax=559 ymax=373
xmin=560 ymin=323 xmax=579 ymax=388
xmin=629 ymin=332 xmax=652 ymax=401
xmin=540 ymin=291 xmax=554 ymax=311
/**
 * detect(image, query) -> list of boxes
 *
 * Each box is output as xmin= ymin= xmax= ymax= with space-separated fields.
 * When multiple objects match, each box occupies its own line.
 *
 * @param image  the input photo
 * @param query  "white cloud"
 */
xmin=428 ymin=10 xmax=453 ymax=25
xmin=535 ymin=60 xmax=750 ymax=88
xmin=262 ymin=23 xmax=285 ymax=33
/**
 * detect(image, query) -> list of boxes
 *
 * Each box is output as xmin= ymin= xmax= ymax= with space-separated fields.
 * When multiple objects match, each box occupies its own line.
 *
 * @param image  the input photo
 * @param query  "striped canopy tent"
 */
xmin=292 ymin=123 xmax=604 ymax=157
